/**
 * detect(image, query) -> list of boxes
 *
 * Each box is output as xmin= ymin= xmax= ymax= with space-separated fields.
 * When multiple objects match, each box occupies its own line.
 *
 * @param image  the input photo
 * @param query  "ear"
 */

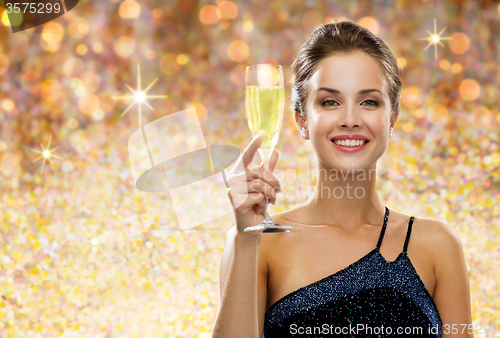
xmin=294 ymin=111 xmax=307 ymax=131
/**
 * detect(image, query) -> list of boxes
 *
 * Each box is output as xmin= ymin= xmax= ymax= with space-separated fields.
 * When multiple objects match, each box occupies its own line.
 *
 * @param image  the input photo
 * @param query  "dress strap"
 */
xmin=376 ymin=206 xmax=390 ymax=250
xmin=403 ymin=216 xmax=415 ymax=253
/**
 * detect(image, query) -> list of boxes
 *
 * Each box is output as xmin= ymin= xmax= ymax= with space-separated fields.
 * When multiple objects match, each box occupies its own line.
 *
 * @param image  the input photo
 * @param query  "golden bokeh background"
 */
xmin=0 ymin=0 xmax=499 ymax=337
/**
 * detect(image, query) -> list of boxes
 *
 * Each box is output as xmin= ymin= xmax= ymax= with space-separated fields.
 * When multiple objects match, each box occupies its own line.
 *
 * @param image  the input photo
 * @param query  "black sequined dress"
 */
xmin=263 ymin=206 xmax=442 ymax=337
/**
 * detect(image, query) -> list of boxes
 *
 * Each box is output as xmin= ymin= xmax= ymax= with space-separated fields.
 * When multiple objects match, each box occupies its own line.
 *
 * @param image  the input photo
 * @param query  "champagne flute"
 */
xmin=243 ymin=64 xmax=293 ymax=233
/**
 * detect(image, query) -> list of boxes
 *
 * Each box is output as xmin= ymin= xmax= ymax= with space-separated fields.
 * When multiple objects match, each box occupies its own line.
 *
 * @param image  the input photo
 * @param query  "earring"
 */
xmin=389 ymin=127 xmax=394 ymax=138
xmin=301 ymin=128 xmax=307 ymax=139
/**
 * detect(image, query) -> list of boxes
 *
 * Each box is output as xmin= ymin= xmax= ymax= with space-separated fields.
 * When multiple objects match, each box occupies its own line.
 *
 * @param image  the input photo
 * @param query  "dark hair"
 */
xmin=290 ymin=18 xmax=403 ymax=126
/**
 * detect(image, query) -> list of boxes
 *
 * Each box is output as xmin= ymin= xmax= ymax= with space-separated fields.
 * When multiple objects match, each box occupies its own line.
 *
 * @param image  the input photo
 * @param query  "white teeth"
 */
xmin=333 ymin=139 xmax=366 ymax=147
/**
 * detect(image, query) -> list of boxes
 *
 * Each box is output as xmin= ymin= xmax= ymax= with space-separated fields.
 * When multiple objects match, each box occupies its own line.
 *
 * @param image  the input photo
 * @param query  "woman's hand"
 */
xmin=225 ymin=132 xmax=283 ymax=236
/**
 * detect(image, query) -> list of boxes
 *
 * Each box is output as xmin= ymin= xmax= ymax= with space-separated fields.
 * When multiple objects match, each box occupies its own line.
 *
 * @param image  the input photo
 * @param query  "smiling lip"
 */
xmin=331 ymin=139 xmax=369 ymax=153
xmin=331 ymin=134 xmax=369 ymax=141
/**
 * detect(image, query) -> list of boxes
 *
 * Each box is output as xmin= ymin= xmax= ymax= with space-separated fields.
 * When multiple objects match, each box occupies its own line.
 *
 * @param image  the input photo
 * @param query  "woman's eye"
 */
xmin=362 ymin=100 xmax=379 ymax=106
xmin=322 ymin=100 xmax=338 ymax=106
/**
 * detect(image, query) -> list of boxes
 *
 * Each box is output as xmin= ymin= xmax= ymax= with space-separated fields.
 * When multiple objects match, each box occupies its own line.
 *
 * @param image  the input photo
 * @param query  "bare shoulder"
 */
xmin=412 ymin=216 xmax=465 ymax=266
xmin=413 ymin=217 xmax=462 ymax=247
xmin=414 ymin=217 xmax=471 ymax=323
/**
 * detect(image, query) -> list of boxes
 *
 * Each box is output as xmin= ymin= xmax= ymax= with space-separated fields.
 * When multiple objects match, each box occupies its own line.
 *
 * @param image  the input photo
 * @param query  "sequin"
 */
xmin=263 ymin=206 xmax=442 ymax=338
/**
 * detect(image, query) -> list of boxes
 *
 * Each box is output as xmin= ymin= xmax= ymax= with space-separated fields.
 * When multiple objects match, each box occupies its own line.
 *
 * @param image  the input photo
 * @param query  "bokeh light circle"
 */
xmin=427 ymin=103 xmax=449 ymax=125
xmin=41 ymin=79 xmax=62 ymax=102
xmin=67 ymin=118 xmax=79 ymax=129
xmin=78 ymin=93 xmax=100 ymax=115
xmin=63 ymin=57 xmax=85 ymax=77
xmin=450 ymin=62 xmax=462 ymax=74
xmin=402 ymin=122 xmax=414 ymax=133
xmin=401 ymin=86 xmax=422 ymax=109
xmin=358 ymin=16 xmax=380 ymax=35
xmin=176 ymin=54 xmax=189 ymax=65
xmin=398 ymin=57 xmax=407 ymax=69
xmin=243 ymin=19 xmax=254 ymax=32
xmin=62 ymin=161 xmax=74 ymax=173
xmin=449 ymin=33 xmax=470 ymax=54
xmin=218 ymin=1 xmax=238 ymax=19
xmin=472 ymin=106 xmax=492 ymax=125
xmin=68 ymin=17 xmax=89 ymax=39
xmin=439 ymin=59 xmax=450 ymax=71
xmin=41 ymin=22 xmax=64 ymax=44
xmin=459 ymin=79 xmax=480 ymax=101
xmin=81 ymin=71 xmax=101 ymax=93
xmin=199 ymin=5 xmax=220 ymax=25
xmin=119 ymin=0 xmax=141 ymax=19
xmin=227 ymin=40 xmax=249 ymax=62
xmin=414 ymin=108 xmax=426 ymax=119
xmin=1 ymin=99 xmax=15 ymax=111
xmin=113 ymin=36 xmax=135 ymax=58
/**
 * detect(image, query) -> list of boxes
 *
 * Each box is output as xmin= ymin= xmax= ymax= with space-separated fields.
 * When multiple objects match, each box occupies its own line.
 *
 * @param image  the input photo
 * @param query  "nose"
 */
xmin=336 ymin=103 xmax=363 ymax=129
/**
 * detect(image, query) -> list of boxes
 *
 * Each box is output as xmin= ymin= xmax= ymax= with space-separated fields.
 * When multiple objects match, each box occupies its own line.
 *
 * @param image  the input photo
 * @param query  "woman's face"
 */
xmin=299 ymin=51 xmax=393 ymax=171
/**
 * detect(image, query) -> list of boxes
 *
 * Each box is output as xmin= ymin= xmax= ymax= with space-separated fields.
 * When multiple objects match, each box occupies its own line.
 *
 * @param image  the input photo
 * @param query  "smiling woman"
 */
xmin=213 ymin=18 xmax=473 ymax=338
xmin=297 ymin=50 xmax=394 ymax=170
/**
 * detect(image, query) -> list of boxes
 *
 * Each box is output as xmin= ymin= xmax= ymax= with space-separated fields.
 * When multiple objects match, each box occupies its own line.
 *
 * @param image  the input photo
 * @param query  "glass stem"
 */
xmin=262 ymin=154 xmax=273 ymax=223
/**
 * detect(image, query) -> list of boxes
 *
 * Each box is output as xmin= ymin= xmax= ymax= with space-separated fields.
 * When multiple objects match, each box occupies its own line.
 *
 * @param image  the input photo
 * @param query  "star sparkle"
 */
xmin=418 ymin=18 xmax=452 ymax=60
xmin=30 ymin=134 xmax=62 ymax=174
xmin=113 ymin=64 xmax=168 ymax=127
xmin=81 ymin=227 xmax=112 ymax=261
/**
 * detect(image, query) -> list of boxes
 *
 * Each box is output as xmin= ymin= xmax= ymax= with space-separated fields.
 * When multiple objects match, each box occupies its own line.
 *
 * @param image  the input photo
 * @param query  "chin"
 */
xmin=331 ymin=162 xmax=372 ymax=172
xmin=319 ymin=153 xmax=378 ymax=173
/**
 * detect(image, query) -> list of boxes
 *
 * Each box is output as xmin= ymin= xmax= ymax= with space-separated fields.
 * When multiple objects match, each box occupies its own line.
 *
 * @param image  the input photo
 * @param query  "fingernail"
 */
xmin=275 ymin=186 xmax=284 ymax=193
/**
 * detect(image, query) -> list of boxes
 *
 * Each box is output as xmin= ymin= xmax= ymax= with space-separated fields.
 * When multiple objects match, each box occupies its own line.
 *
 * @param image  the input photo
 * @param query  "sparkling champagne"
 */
xmin=243 ymin=64 xmax=292 ymax=233
xmin=245 ymin=85 xmax=284 ymax=153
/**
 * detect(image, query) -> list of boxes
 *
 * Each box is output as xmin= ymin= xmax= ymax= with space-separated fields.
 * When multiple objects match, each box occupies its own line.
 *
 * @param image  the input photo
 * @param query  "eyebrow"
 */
xmin=317 ymin=87 xmax=382 ymax=95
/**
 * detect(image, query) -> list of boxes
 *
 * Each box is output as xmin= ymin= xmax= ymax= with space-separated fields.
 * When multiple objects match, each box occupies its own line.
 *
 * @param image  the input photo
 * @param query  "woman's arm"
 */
xmin=432 ymin=220 xmax=474 ymax=337
xmin=212 ymin=225 xmax=268 ymax=338
xmin=212 ymin=133 xmax=282 ymax=337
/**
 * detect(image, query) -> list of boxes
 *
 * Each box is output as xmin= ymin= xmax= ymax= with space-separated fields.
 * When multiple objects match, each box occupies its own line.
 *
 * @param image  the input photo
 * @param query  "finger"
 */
xmin=248 ymin=180 xmax=278 ymax=203
xmin=236 ymin=192 xmax=266 ymax=213
xmin=241 ymin=131 xmax=265 ymax=169
xmin=249 ymin=192 xmax=267 ymax=208
xmin=268 ymin=149 xmax=281 ymax=173
xmin=247 ymin=166 xmax=282 ymax=191
xmin=231 ymin=180 xmax=277 ymax=204
xmin=249 ymin=193 xmax=265 ymax=214
xmin=252 ymin=192 xmax=268 ymax=211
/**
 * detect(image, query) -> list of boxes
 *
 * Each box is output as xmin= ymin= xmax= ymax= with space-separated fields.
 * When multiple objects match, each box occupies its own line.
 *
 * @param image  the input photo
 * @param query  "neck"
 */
xmin=302 ymin=160 xmax=386 ymax=231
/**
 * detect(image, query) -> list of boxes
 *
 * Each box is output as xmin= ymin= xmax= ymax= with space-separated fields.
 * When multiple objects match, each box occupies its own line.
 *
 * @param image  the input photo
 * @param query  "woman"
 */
xmin=213 ymin=19 xmax=472 ymax=338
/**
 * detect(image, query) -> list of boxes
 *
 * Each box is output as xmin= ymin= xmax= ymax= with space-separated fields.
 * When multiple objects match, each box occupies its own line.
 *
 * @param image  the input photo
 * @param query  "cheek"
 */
xmin=308 ymin=115 xmax=331 ymax=136
xmin=371 ymin=120 xmax=388 ymax=134
xmin=366 ymin=111 xmax=391 ymax=132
